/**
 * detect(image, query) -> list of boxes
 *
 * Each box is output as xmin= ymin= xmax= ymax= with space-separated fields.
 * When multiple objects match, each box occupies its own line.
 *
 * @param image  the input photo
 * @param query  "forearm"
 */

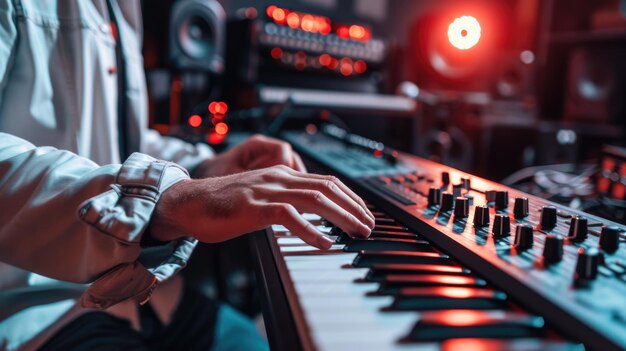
xmin=0 ymin=133 xmax=193 ymax=308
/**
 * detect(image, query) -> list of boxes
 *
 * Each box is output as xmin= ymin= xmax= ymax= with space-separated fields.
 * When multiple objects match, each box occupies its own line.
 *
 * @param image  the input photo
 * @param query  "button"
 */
xmin=513 ymin=197 xmax=529 ymax=218
xmin=540 ymin=206 xmax=558 ymax=230
xmin=514 ymin=224 xmax=534 ymax=251
xmin=492 ymin=214 xmax=511 ymax=238
xmin=574 ymin=247 xmax=603 ymax=287
xmin=543 ymin=234 xmax=564 ymax=265
xmin=473 ymin=205 xmax=490 ymax=227
xmin=495 ymin=191 xmax=509 ymax=211
xmin=568 ymin=216 xmax=588 ymax=243
xmin=427 ymin=187 xmax=442 ymax=207
xmin=440 ymin=192 xmax=454 ymax=212
xmin=599 ymin=225 xmax=620 ymax=254
xmin=454 ymin=197 xmax=469 ymax=218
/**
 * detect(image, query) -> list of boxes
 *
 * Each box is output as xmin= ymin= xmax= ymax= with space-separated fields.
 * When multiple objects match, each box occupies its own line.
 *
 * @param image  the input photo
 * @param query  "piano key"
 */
xmin=336 ymin=231 xmax=422 ymax=244
xmin=374 ymin=224 xmax=412 ymax=232
xmin=407 ymin=310 xmax=544 ymax=341
xmin=439 ymin=339 xmax=585 ymax=351
xmin=375 ymin=217 xmax=398 ymax=225
xmin=343 ymin=238 xmax=435 ymax=252
xmin=352 ymin=250 xmax=451 ymax=267
xmin=390 ymin=287 xmax=508 ymax=311
xmin=374 ymin=275 xmax=488 ymax=295
xmin=364 ymin=263 xmax=471 ymax=282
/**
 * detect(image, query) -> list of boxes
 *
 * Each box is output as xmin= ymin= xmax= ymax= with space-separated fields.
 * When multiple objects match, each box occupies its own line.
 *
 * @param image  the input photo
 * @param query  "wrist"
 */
xmin=149 ymin=179 xmax=191 ymax=242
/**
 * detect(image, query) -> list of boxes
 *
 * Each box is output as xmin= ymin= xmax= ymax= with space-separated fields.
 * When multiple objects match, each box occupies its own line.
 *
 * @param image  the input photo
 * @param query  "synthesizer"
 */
xmin=251 ymin=125 xmax=626 ymax=351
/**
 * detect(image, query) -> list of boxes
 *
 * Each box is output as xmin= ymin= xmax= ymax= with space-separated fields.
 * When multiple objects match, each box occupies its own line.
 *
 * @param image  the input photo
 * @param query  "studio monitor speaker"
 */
xmin=169 ymin=0 xmax=225 ymax=74
xmin=563 ymin=47 xmax=626 ymax=123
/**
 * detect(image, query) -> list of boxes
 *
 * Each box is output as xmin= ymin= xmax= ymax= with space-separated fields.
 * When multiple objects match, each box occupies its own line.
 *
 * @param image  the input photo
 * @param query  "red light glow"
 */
xmin=301 ymin=14 xmax=315 ymax=32
xmin=266 ymin=5 xmax=277 ymax=18
xmin=340 ymin=57 xmax=353 ymax=76
xmin=328 ymin=57 xmax=338 ymax=70
xmin=336 ymin=25 xmax=349 ymax=39
xmin=319 ymin=54 xmax=332 ymax=66
xmin=188 ymin=115 xmax=202 ymax=128
xmin=348 ymin=25 xmax=368 ymax=40
xmin=286 ymin=12 xmax=300 ymax=28
xmin=208 ymin=101 xmax=228 ymax=115
xmin=448 ymin=15 xmax=481 ymax=50
xmin=215 ymin=122 xmax=229 ymax=135
xmin=433 ymin=310 xmax=488 ymax=326
xmin=272 ymin=8 xmax=286 ymax=24
xmin=270 ymin=47 xmax=283 ymax=59
xmin=208 ymin=132 xmax=225 ymax=145
xmin=354 ymin=60 xmax=367 ymax=74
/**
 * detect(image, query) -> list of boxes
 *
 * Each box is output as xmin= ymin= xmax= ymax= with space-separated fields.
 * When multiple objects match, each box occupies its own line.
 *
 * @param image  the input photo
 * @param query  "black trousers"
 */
xmin=40 ymin=283 xmax=218 ymax=351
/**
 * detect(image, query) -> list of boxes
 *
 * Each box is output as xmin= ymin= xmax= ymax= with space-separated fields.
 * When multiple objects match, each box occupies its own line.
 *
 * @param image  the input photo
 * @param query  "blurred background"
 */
xmin=140 ymin=0 xmax=626 ymax=315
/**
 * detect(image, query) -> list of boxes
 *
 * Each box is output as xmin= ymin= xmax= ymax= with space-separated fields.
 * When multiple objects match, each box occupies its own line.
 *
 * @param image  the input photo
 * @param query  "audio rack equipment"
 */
xmin=252 ymin=124 xmax=626 ymax=351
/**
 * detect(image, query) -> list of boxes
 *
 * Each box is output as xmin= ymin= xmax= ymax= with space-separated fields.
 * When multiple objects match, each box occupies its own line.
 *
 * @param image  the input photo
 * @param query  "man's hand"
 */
xmin=193 ymin=134 xmax=306 ymax=177
xmin=150 ymin=165 xmax=375 ymax=249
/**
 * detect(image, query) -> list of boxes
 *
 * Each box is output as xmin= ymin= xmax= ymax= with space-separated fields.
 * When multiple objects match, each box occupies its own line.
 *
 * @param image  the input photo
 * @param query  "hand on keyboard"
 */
xmin=150 ymin=165 xmax=374 ymax=249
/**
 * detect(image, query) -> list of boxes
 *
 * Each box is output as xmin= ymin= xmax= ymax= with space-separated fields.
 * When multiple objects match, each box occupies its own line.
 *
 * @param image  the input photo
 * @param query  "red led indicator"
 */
xmin=270 ymin=47 xmax=283 ymax=59
xmin=188 ymin=114 xmax=202 ymax=128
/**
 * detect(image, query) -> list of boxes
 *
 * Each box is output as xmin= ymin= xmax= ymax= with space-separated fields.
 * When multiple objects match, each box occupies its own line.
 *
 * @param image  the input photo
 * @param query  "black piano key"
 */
xmin=374 ymin=224 xmax=411 ymax=232
xmin=352 ymin=251 xmax=451 ymax=267
xmin=336 ymin=231 xmax=422 ymax=244
xmin=407 ymin=311 xmax=544 ymax=341
xmin=364 ymin=263 xmax=470 ymax=282
xmin=389 ymin=287 xmax=507 ymax=311
xmin=439 ymin=339 xmax=582 ymax=351
xmin=375 ymin=217 xmax=397 ymax=225
xmin=343 ymin=238 xmax=434 ymax=252
xmin=374 ymin=274 xmax=487 ymax=295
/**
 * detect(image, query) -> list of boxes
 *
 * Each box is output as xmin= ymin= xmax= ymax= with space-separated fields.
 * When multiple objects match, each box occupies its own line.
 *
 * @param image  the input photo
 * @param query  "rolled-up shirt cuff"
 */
xmin=78 ymin=153 xmax=197 ymax=309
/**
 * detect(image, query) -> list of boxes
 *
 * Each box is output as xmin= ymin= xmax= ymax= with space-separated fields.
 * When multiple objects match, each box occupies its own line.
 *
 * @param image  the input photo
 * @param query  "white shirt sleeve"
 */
xmin=0 ymin=132 xmax=197 ymax=309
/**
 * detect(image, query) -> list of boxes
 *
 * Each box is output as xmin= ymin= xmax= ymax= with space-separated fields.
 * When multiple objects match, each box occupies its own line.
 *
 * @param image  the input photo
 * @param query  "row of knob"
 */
xmin=426 ymin=185 xmax=621 ymax=286
xmin=427 ymin=187 xmax=620 ymax=252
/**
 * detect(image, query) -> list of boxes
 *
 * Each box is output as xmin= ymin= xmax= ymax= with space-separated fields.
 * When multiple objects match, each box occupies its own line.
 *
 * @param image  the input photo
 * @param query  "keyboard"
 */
xmin=250 ymin=125 xmax=626 ymax=351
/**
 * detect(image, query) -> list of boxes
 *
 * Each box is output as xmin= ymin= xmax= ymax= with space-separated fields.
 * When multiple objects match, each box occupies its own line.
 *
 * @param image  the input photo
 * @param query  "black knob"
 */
xmin=574 ymin=247 xmax=603 ymax=287
xmin=492 ymin=214 xmax=511 ymax=237
xmin=440 ymin=192 xmax=454 ymax=212
xmin=599 ymin=225 xmax=620 ymax=254
xmin=513 ymin=197 xmax=529 ymax=219
xmin=427 ymin=187 xmax=442 ymax=207
xmin=473 ymin=205 xmax=490 ymax=227
xmin=461 ymin=177 xmax=471 ymax=190
xmin=514 ymin=224 xmax=534 ymax=251
xmin=441 ymin=172 xmax=450 ymax=185
xmin=454 ymin=197 xmax=469 ymax=218
xmin=568 ymin=216 xmax=588 ymax=243
xmin=543 ymin=234 xmax=564 ymax=265
xmin=495 ymin=191 xmax=509 ymax=211
xmin=452 ymin=183 xmax=464 ymax=197
xmin=540 ymin=206 xmax=558 ymax=230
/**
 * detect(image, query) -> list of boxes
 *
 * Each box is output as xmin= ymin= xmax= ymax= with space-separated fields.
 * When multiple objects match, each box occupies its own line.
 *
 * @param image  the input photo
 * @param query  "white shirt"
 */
xmin=0 ymin=1 xmax=213 ymax=349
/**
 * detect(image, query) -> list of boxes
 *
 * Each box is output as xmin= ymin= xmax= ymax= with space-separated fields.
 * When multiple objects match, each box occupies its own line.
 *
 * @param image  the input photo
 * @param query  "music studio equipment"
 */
xmin=169 ymin=0 xmax=226 ymax=73
xmin=251 ymin=125 xmax=626 ymax=351
xmin=223 ymin=4 xmax=390 ymax=108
